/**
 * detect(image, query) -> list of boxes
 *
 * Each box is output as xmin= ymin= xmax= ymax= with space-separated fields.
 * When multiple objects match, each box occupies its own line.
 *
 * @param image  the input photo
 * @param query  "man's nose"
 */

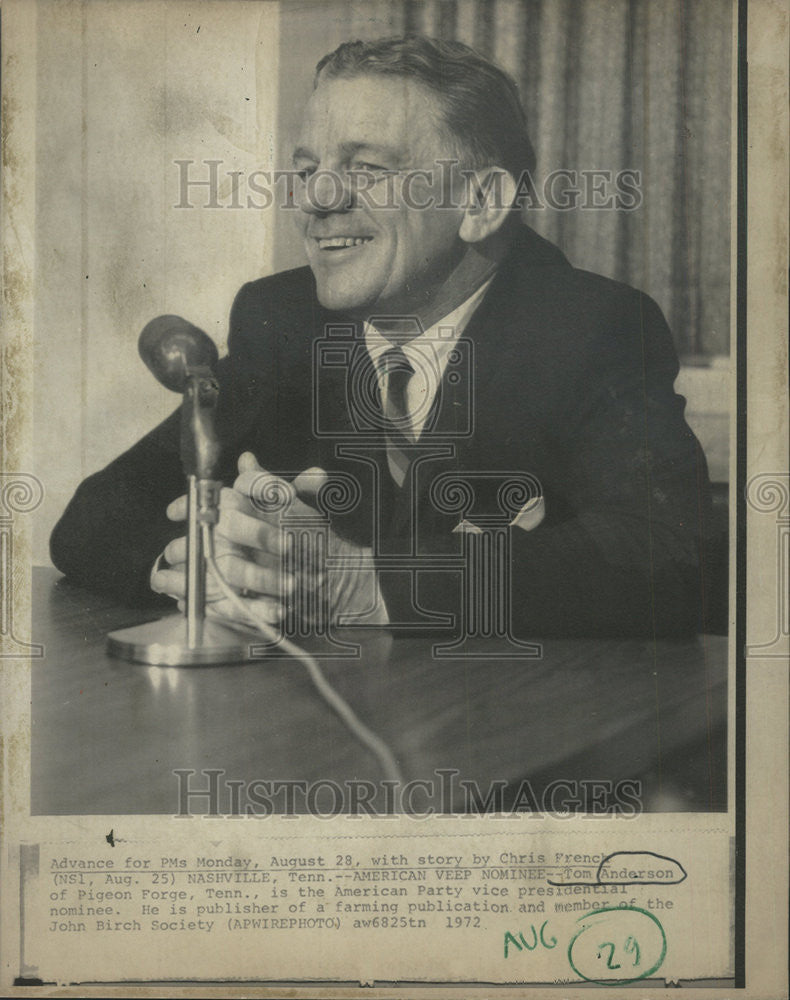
xmin=298 ymin=169 xmax=354 ymax=214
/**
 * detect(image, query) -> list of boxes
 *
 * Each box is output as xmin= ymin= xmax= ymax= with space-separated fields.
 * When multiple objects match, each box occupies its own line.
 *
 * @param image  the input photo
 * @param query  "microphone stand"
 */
xmin=106 ymin=367 xmax=254 ymax=666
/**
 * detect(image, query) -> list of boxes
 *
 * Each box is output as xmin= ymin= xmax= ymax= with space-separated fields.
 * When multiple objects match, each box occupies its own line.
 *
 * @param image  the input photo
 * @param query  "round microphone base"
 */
xmin=107 ymin=614 xmax=257 ymax=666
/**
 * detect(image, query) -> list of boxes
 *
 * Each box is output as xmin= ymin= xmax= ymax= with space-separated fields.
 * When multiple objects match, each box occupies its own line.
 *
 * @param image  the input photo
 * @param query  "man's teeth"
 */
xmin=317 ymin=236 xmax=371 ymax=249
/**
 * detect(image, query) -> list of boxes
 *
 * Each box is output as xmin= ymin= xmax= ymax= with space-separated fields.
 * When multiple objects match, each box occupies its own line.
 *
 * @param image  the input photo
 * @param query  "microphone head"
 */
xmin=138 ymin=315 xmax=219 ymax=393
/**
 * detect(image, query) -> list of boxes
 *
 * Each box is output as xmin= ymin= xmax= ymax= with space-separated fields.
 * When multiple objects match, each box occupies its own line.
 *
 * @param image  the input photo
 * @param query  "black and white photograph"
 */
xmin=27 ymin=0 xmax=732 ymax=818
xmin=2 ymin=0 xmax=787 ymax=992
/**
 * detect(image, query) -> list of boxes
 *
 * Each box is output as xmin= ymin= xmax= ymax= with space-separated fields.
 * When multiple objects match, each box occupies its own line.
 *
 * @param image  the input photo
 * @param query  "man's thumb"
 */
xmin=293 ymin=467 xmax=328 ymax=499
xmin=238 ymin=451 xmax=262 ymax=473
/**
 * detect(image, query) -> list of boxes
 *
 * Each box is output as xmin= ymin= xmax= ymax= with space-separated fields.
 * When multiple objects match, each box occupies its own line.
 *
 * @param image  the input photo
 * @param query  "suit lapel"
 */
xmin=234 ymin=226 xmax=570 ymax=532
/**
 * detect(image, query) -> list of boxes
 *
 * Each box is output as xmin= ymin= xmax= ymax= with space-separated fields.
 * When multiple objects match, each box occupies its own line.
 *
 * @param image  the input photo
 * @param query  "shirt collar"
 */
xmin=364 ymin=276 xmax=495 ymax=382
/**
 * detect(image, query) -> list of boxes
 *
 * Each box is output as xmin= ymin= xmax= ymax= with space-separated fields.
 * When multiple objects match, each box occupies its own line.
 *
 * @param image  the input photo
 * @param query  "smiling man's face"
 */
xmin=292 ymin=73 xmax=468 ymax=319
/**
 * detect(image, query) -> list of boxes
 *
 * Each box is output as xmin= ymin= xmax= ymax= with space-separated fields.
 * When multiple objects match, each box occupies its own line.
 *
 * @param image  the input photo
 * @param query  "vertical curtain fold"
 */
xmin=331 ymin=0 xmax=732 ymax=357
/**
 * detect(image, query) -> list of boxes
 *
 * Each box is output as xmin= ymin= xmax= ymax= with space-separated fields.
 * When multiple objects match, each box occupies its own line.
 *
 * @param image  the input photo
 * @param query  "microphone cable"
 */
xmin=201 ymin=522 xmax=405 ymax=788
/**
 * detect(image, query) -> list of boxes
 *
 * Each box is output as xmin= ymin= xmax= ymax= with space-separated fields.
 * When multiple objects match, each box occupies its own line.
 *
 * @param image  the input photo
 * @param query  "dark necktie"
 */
xmin=379 ymin=346 xmax=415 ymax=487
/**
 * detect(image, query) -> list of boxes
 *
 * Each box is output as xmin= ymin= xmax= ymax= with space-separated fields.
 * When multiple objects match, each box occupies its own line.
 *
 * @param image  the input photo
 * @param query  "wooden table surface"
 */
xmin=31 ymin=567 xmax=727 ymax=815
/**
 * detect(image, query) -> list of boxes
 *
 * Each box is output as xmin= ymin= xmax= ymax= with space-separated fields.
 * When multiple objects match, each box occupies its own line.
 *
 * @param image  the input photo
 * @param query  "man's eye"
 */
xmin=294 ymin=166 xmax=316 ymax=181
xmin=351 ymin=162 xmax=391 ymax=176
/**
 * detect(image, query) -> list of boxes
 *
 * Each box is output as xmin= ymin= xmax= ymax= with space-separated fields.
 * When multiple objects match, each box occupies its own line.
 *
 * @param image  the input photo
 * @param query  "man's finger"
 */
xmin=163 ymin=533 xmax=242 ymax=568
xmin=168 ymin=484 xmax=260 ymax=523
xmin=293 ymin=466 xmax=328 ymax=500
xmin=151 ymin=567 xmax=188 ymax=600
xmin=152 ymin=568 xmax=225 ymax=603
xmin=163 ymin=536 xmax=188 ymax=566
xmin=214 ymin=505 xmax=290 ymax=556
xmin=210 ymin=552 xmax=294 ymax=599
xmin=166 ymin=495 xmax=188 ymax=521
xmin=154 ymin=553 xmax=290 ymax=602
xmin=233 ymin=468 xmax=298 ymax=510
xmin=237 ymin=451 xmax=262 ymax=474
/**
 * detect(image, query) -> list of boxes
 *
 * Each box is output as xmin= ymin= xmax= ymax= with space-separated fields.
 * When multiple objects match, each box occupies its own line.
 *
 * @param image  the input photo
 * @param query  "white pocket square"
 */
xmin=510 ymin=495 xmax=545 ymax=532
xmin=452 ymin=518 xmax=484 ymax=535
xmin=452 ymin=496 xmax=545 ymax=535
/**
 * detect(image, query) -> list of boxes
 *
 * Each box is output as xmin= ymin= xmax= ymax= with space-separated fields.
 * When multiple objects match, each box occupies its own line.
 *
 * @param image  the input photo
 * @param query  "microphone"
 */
xmin=139 ymin=314 xmax=219 ymax=392
xmin=140 ymin=315 xmax=222 ymax=481
xmin=106 ymin=314 xmax=253 ymax=666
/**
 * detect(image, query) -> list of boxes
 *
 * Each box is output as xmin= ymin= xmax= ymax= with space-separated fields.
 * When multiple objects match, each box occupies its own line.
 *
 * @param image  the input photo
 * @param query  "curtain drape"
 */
xmin=321 ymin=0 xmax=734 ymax=358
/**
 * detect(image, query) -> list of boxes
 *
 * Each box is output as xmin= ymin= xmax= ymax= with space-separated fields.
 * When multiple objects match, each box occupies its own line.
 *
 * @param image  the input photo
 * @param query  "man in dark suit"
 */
xmin=51 ymin=36 xmax=712 ymax=639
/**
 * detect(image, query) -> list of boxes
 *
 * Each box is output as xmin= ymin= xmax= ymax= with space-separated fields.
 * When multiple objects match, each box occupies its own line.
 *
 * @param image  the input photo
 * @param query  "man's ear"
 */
xmin=458 ymin=167 xmax=518 ymax=243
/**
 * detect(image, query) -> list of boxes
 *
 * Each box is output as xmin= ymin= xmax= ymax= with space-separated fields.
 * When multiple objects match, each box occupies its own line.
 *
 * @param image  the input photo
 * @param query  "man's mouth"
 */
xmin=314 ymin=236 xmax=373 ymax=251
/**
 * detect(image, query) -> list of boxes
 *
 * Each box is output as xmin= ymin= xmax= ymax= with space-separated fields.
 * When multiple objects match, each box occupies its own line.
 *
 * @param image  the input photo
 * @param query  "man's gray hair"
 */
xmin=315 ymin=35 xmax=536 ymax=181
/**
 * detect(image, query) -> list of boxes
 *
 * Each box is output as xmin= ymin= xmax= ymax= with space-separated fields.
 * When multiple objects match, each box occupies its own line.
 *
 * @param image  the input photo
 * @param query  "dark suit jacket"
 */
xmin=51 ymin=226 xmax=713 ymax=637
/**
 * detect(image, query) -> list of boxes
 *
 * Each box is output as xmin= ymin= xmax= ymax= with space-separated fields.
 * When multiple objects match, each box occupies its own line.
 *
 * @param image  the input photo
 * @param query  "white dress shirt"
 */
xmin=363 ymin=275 xmax=546 ymax=540
xmin=364 ymin=277 xmax=495 ymax=441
